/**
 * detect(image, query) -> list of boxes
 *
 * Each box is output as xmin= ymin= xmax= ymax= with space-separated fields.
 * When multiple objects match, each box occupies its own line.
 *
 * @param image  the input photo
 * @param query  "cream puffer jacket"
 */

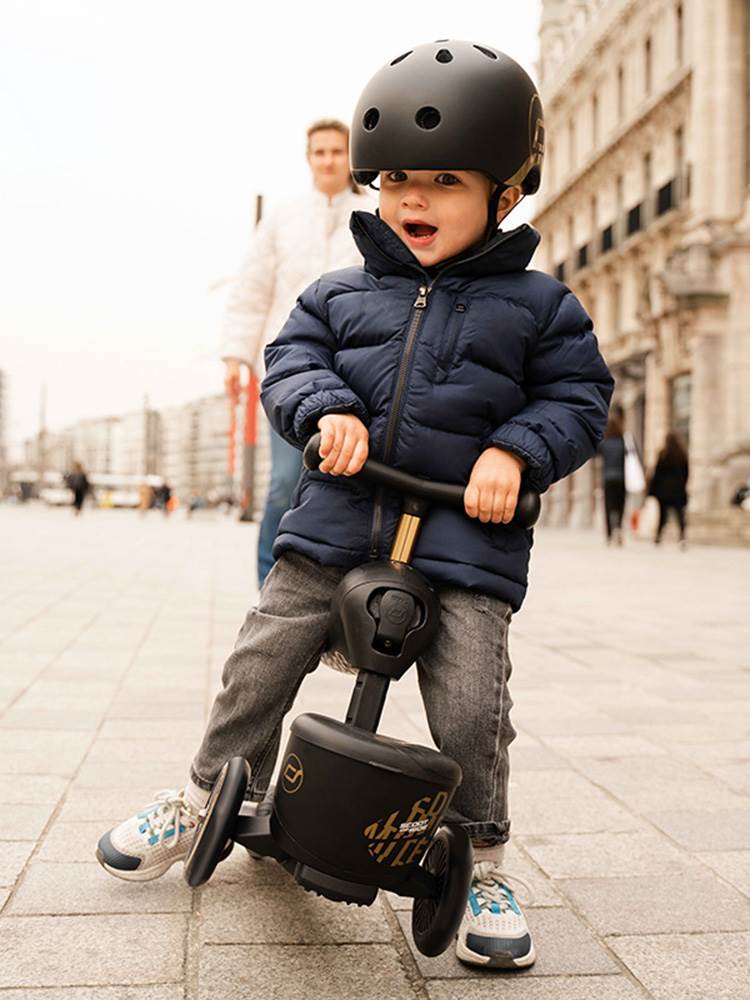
xmin=220 ymin=186 xmax=374 ymax=372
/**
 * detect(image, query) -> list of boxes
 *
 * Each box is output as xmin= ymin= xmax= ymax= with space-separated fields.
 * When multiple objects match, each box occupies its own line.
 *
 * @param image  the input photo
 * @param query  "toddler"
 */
xmin=97 ymin=40 xmax=613 ymax=970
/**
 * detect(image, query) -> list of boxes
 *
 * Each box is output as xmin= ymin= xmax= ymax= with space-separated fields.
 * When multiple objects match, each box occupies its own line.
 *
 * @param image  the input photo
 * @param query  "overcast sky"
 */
xmin=1 ymin=0 xmax=542 ymax=458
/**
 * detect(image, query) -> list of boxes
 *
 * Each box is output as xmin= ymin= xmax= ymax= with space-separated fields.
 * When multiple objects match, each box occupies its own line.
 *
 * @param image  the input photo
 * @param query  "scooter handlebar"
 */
xmin=302 ymin=433 xmax=540 ymax=529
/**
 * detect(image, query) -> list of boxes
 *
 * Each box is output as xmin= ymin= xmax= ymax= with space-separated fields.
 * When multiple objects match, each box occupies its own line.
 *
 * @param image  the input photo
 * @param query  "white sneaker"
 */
xmin=96 ymin=788 xmax=201 ymax=881
xmin=456 ymin=862 xmax=535 ymax=968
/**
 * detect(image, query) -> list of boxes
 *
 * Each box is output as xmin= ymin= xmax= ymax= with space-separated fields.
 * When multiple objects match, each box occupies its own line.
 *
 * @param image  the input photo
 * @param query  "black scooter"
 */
xmin=184 ymin=434 xmax=539 ymax=957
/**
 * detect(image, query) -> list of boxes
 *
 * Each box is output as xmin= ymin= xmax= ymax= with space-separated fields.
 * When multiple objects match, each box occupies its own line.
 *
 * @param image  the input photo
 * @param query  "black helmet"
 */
xmin=350 ymin=40 xmax=544 ymax=195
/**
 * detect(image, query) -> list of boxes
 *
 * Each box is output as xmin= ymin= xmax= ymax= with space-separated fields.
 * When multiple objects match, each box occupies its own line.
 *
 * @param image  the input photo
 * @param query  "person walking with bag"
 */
xmin=221 ymin=119 xmax=372 ymax=587
xmin=648 ymin=432 xmax=689 ymax=546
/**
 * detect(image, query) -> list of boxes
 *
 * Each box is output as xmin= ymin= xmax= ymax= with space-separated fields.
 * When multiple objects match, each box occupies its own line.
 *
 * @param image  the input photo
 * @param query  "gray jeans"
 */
xmin=190 ymin=551 xmax=516 ymax=846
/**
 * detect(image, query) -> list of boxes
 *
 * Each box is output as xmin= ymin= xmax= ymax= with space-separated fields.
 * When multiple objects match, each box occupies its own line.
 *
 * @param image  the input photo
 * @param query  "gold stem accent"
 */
xmin=390 ymin=514 xmax=422 ymax=564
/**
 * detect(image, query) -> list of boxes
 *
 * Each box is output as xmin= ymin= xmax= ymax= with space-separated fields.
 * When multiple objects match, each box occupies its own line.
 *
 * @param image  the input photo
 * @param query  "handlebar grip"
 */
xmin=303 ymin=433 xmax=540 ymax=528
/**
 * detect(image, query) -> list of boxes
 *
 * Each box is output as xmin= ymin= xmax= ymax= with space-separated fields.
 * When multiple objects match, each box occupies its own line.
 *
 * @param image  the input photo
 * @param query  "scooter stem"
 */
xmin=390 ymin=513 xmax=421 ymax=564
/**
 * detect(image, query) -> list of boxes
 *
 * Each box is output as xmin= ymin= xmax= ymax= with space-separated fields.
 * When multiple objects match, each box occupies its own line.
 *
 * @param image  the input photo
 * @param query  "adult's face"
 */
xmin=306 ymin=128 xmax=351 ymax=197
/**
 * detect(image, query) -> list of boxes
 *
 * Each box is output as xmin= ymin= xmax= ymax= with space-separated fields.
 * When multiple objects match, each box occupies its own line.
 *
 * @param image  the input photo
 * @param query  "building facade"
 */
xmin=534 ymin=0 xmax=750 ymax=539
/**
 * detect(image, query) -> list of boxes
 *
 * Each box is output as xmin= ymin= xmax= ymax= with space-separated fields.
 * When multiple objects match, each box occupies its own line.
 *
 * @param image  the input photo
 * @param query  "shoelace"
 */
xmin=472 ymin=861 xmax=534 ymax=914
xmin=141 ymin=789 xmax=197 ymax=846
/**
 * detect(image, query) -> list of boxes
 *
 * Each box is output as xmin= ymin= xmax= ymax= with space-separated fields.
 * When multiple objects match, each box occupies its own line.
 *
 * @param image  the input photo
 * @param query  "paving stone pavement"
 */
xmin=1 ymin=502 xmax=749 ymax=999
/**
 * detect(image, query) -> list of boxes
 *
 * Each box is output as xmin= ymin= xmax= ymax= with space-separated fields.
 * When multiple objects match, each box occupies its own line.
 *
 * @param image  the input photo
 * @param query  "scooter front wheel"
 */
xmin=411 ymin=824 xmax=473 ymax=957
xmin=184 ymin=757 xmax=249 ymax=887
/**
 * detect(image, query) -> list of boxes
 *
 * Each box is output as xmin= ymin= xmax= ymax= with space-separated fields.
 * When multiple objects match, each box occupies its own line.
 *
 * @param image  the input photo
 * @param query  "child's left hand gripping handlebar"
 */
xmin=303 ymin=433 xmax=541 ymax=529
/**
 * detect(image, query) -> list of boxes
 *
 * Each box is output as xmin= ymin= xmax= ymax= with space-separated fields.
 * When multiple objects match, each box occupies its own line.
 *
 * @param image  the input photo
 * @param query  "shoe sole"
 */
xmin=95 ymin=845 xmax=186 ymax=882
xmin=456 ymin=936 xmax=536 ymax=969
xmin=95 ymin=839 xmax=233 ymax=882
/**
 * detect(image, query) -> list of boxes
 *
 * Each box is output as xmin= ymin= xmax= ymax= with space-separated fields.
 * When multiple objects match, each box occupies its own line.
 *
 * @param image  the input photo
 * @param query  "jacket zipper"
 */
xmin=361 ymin=225 xmax=520 ymax=559
xmin=369 ymin=284 xmax=431 ymax=557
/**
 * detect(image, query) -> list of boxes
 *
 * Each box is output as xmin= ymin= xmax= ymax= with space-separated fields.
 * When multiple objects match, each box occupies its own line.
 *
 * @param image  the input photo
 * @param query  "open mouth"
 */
xmin=404 ymin=222 xmax=438 ymax=243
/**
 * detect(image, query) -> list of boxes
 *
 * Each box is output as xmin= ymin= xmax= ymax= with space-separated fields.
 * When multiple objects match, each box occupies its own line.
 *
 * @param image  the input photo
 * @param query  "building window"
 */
xmin=569 ymin=117 xmax=576 ymax=171
xmin=601 ymin=224 xmax=614 ymax=253
xmin=612 ymin=280 xmax=622 ymax=334
xmin=578 ymin=244 xmax=589 ymax=269
xmin=656 ymin=179 xmax=675 ymax=215
xmin=676 ymin=3 xmax=684 ymax=65
xmin=675 ymin=126 xmax=686 ymax=201
xmin=592 ymin=93 xmax=599 ymax=148
xmin=617 ymin=63 xmax=625 ymax=120
xmin=670 ymin=372 xmax=691 ymax=447
xmin=555 ymin=261 xmax=567 ymax=283
xmin=644 ymin=37 xmax=652 ymax=96
xmin=627 ymin=204 xmax=643 ymax=234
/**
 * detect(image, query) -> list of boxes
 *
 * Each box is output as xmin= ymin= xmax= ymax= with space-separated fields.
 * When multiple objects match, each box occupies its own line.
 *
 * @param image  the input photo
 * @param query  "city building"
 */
xmin=18 ymin=394 xmax=236 ymax=506
xmin=534 ymin=0 xmax=750 ymax=539
xmin=111 ymin=408 xmax=160 ymax=477
xmin=66 ymin=416 xmax=119 ymax=474
xmin=161 ymin=394 xmax=236 ymax=501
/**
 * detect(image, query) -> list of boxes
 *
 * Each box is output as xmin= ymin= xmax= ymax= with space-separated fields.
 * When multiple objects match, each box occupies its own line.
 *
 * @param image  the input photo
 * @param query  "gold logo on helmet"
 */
xmin=504 ymin=92 xmax=545 ymax=187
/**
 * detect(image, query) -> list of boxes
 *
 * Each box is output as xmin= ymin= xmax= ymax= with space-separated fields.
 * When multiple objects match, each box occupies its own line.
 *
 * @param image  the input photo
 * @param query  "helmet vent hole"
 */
xmin=473 ymin=45 xmax=498 ymax=60
xmin=435 ymin=49 xmax=453 ymax=63
xmin=390 ymin=51 xmax=412 ymax=66
xmin=415 ymin=106 xmax=441 ymax=130
xmin=363 ymin=108 xmax=380 ymax=131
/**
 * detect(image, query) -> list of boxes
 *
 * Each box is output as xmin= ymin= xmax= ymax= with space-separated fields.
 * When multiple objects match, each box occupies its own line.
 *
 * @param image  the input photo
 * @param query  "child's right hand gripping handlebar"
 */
xmin=303 ymin=433 xmax=540 ymax=529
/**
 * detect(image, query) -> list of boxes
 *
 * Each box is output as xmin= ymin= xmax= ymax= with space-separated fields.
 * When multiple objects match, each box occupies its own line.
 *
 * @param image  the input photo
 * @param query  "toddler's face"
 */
xmin=378 ymin=169 xmax=495 ymax=266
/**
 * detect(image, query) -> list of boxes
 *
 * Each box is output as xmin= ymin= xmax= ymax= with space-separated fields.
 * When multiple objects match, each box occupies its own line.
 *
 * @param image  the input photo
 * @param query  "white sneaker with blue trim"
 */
xmin=96 ymin=788 xmax=201 ymax=881
xmin=456 ymin=862 xmax=535 ymax=968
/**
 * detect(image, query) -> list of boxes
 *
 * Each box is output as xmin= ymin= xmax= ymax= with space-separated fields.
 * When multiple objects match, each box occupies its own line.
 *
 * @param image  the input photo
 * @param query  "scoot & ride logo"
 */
xmin=363 ymin=790 xmax=449 ymax=868
xmin=281 ymin=752 xmax=304 ymax=794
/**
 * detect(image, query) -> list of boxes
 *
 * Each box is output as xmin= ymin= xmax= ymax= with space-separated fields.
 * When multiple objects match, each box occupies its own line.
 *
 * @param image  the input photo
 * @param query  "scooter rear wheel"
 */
xmin=184 ymin=757 xmax=249 ymax=887
xmin=411 ymin=824 xmax=473 ymax=957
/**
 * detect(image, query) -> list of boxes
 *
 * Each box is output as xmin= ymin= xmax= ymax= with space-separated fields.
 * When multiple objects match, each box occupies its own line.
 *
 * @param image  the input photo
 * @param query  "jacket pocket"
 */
xmin=435 ymin=301 xmax=468 ymax=377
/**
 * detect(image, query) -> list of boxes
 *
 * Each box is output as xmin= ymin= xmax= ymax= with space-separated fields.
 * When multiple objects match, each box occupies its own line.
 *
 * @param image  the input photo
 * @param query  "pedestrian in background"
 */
xmin=221 ymin=119 xmax=372 ymax=587
xmin=67 ymin=461 xmax=90 ymax=516
xmin=155 ymin=482 xmax=172 ymax=516
xmin=598 ymin=411 xmax=626 ymax=545
xmin=648 ymin=432 xmax=689 ymax=546
xmin=138 ymin=483 xmax=153 ymax=516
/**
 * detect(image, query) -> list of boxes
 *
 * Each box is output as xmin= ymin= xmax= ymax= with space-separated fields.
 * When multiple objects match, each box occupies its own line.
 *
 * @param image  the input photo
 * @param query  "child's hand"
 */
xmin=317 ymin=414 xmax=369 ymax=476
xmin=465 ymin=448 xmax=526 ymax=524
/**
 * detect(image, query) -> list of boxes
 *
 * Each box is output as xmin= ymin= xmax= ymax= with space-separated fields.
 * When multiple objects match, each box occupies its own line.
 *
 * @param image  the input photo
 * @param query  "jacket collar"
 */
xmin=349 ymin=210 xmax=540 ymax=283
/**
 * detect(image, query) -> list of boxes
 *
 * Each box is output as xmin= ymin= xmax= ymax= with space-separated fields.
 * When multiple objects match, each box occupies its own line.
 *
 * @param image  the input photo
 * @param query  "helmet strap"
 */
xmin=484 ymin=184 xmax=506 ymax=243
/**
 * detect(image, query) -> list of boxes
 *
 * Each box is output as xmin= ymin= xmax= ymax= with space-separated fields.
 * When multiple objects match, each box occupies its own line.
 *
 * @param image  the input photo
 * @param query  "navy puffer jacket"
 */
xmin=262 ymin=211 xmax=613 ymax=610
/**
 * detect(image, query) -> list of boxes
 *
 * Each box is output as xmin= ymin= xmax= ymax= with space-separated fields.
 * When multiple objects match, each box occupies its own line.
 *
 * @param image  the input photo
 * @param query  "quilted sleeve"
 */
xmin=260 ymin=279 xmax=370 ymax=448
xmin=486 ymin=289 xmax=614 ymax=493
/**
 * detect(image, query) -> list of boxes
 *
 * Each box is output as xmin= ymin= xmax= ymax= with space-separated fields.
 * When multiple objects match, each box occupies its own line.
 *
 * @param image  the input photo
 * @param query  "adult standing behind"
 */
xmin=648 ymin=432 xmax=689 ymax=546
xmin=598 ymin=412 xmax=626 ymax=545
xmin=221 ymin=119 xmax=370 ymax=587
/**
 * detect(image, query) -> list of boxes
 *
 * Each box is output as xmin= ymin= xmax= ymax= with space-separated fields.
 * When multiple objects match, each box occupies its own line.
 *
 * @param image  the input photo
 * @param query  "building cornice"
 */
xmin=541 ymin=0 xmax=646 ymax=100
xmin=533 ymin=66 xmax=691 ymax=225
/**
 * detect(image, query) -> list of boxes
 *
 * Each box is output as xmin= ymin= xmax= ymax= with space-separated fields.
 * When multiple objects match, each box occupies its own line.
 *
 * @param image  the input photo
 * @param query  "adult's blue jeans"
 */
xmin=256 ymin=427 xmax=303 ymax=587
